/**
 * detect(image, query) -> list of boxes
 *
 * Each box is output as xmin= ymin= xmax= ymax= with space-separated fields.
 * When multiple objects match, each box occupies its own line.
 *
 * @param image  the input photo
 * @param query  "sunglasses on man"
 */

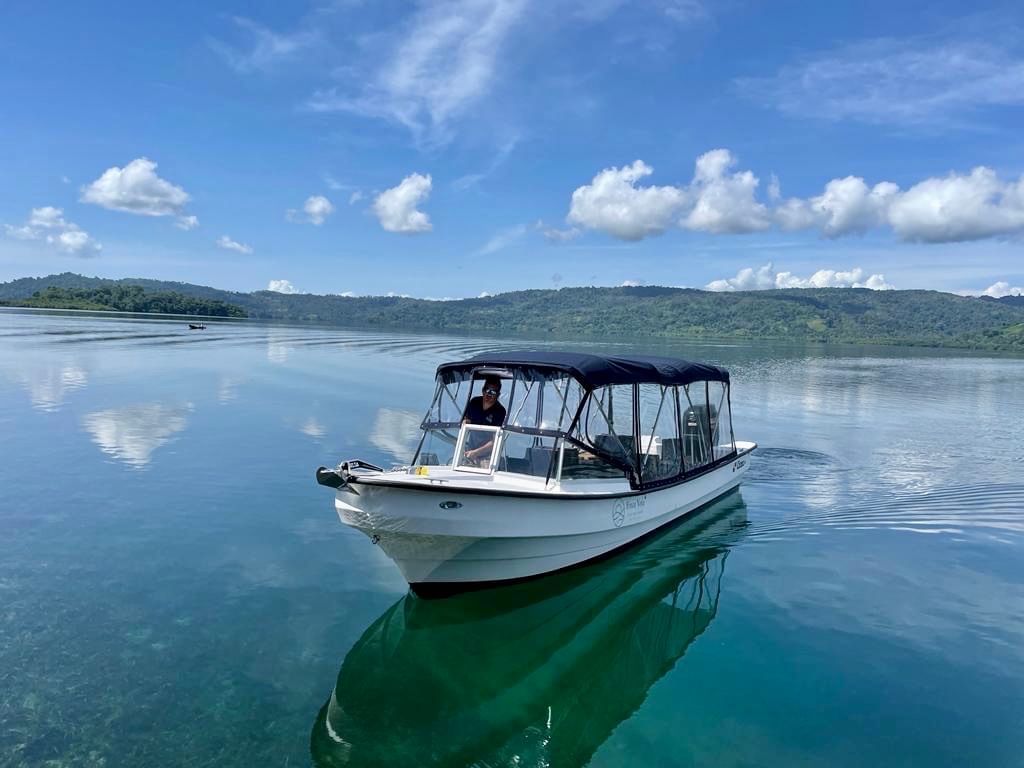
xmin=483 ymin=387 xmax=500 ymax=396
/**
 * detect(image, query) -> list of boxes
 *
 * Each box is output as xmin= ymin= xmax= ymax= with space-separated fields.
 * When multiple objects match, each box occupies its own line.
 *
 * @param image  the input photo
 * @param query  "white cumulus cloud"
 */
xmin=983 ymin=281 xmax=1023 ymax=298
xmin=373 ymin=173 xmax=433 ymax=233
xmin=567 ymin=150 xmax=1024 ymax=245
xmin=268 ymin=279 xmax=298 ymax=294
xmin=776 ymin=176 xmax=899 ymax=237
xmin=288 ymin=195 xmax=335 ymax=225
xmin=216 ymin=235 xmax=253 ymax=254
xmin=4 ymin=206 xmax=101 ymax=256
xmin=706 ymin=263 xmax=894 ymax=291
xmin=704 ymin=264 xmax=776 ymax=292
xmin=176 ymin=215 xmax=199 ymax=230
xmin=888 ymin=167 xmax=1024 ymax=243
xmin=567 ymin=160 xmax=686 ymax=240
xmin=776 ymin=166 xmax=1024 ymax=242
xmin=566 ymin=151 xmax=770 ymax=240
xmin=305 ymin=195 xmax=334 ymax=224
xmin=81 ymin=158 xmax=190 ymax=217
xmin=50 ymin=230 xmax=99 ymax=255
xmin=28 ymin=206 xmax=68 ymax=229
xmin=684 ymin=149 xmax=770 ymax=234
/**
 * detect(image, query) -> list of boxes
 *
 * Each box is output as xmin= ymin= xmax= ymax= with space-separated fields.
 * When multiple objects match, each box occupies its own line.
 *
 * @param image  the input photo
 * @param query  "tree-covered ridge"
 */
xmin=1 ymin=273 xmax=1022 ymax=351
xmin=2 ymin=285 xmax=247 ymax=317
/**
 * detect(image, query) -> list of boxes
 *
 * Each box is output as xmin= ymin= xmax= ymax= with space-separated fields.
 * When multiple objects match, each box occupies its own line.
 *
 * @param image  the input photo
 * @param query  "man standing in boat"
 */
xmin=462 ymin=376 xmax=507 ymax=464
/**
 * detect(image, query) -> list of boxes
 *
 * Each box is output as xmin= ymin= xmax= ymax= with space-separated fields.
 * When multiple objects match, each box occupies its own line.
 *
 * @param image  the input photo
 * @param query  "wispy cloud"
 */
xmin=476 ymin=224 xmax=526 ymax=255
xmin=217 ymin=235 xmax=253 ymax=254
xmin=736 ymin=36 xmax=1024 ymax=128
xmin=452 ymin=135 xmax=520 ymax=190
xmin=209 ymin=16 xmax=318 ymax=74
xmin=537 ymin=220 xmax=581 ymax=242
xmin=308 ymin=0 xmax=529 ymax=144
xmin=569 ymin=0 xmax=708 ymax=24
xmin=658 ymin=0 xmax=708 ymax=24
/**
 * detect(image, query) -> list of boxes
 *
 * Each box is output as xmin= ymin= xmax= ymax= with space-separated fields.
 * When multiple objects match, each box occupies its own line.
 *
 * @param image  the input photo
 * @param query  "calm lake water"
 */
xmin=2 ymin=308 xmax=1023 ymax=768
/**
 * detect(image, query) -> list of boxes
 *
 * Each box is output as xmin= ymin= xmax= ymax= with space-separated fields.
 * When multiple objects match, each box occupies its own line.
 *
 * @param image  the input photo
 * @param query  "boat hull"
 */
xmin=335 ymin=446 xmax=754 ymax=591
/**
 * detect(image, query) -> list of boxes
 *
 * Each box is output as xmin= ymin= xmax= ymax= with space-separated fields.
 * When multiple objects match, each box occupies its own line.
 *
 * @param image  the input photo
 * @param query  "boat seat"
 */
xmin=660 ymin=438 xmax=682 ymax=473
xmin=594 ymin=434 xmax=636 ymax=464
xmin=683 ymin=405 xmax=718 ymax=467
xmin=643 ymin=438 xmax=682 ymax=481
xmin=527 ymin=447 xmax=554 ymax=477
xmin=502 ymin=457 xmax=529 ymax=473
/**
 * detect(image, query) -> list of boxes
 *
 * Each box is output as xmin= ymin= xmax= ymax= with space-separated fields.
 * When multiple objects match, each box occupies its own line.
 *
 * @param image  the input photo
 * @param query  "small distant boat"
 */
xmin=316 ymin=350 xmax=756 ymax=594
xmin=188 ymin=323 xmax=206 ymax=330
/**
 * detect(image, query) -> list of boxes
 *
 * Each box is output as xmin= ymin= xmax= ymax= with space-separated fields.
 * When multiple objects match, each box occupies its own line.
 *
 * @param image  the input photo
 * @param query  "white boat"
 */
xmin=316 ymin=350 xmax=755 ymax=594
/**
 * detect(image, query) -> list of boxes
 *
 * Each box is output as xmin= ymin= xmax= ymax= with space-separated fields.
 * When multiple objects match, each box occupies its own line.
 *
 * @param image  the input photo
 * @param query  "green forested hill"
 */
xmin=3 ymin=285 xmax=247 ymax=317
xmin=2 ymin=272 xmax=1022 ymax=351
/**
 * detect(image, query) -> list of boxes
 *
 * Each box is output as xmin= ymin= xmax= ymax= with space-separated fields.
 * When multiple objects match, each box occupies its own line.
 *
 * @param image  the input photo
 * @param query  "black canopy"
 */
xmin=436 ymin=350 xmax=729 ymax=389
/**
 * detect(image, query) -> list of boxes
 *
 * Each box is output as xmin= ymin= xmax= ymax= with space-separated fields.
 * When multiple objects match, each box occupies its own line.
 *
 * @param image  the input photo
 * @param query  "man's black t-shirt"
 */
xmin=463 ymin=396 xmax=506 ymax=428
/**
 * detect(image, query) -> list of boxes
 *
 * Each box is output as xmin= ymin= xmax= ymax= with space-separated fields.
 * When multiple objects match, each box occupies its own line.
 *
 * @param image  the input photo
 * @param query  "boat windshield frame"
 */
xmin=452 ymin=424 xmax=502 ymax=473
xmin=412 ymin=360 xmax=737 ymax=490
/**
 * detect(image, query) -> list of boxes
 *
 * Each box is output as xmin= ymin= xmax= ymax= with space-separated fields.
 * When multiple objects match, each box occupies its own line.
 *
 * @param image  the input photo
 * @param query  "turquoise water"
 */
xmin=1 ymin=308 xmax=1023 ymax=767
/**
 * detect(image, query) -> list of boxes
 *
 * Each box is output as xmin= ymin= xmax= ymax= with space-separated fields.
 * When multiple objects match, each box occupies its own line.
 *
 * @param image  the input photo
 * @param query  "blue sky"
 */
xmin=2 ymin=0 xmax=1023 ymax=299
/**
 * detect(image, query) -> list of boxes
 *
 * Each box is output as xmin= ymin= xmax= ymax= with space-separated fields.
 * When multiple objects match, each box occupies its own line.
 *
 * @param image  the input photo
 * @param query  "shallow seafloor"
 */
xmin=1 ymin=309 xmax=1022 ymax=767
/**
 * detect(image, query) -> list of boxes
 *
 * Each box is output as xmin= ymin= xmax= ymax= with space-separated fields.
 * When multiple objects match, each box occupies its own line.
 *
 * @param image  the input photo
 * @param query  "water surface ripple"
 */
xmin=1 ymin=308 xmax=1023 ymax=768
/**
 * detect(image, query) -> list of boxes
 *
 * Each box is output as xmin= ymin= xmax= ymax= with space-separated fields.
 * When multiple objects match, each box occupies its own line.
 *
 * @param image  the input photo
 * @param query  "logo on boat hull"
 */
xmin=612 ymin=500 xmax=625 ymax=527
xmin=612 ymin=496 xmax=647 ymax=527
xmin=732 ymin=459 xmax=746 ymax=472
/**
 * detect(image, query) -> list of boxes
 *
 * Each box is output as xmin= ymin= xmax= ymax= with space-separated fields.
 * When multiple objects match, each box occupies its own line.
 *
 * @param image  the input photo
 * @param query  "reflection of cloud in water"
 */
xmin=218 ymin=375 xmax=242 ymax=404
xmin=267 ymin=333 xmax=291 ymax=364
xmin=81 ymin=404 xmax=192 ymax=468
xmin=301 ymin=418 xmax=326 ymax=438
xmin=15 ymin=363 xmax=88 ymax=411
xmin=369 ymin=408 xmax=421 ymax=461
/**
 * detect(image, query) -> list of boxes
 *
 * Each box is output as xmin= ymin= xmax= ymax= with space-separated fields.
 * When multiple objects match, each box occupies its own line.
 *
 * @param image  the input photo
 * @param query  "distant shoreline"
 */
xmin=2 ymin=273 xmax=1023 ymax=353
xmin=3 ymin=305 xmax=1022 ymax=358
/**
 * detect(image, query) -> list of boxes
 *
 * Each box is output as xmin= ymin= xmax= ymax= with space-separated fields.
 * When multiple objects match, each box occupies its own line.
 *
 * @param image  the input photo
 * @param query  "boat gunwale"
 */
xmin=345 ymin=442 xmax=756 ymax=500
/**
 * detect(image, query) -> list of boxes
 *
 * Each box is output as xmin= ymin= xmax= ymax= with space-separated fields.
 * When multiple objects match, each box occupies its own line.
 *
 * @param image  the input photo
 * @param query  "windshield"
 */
xmin=410 ymin=368 xmax=736 ymax=485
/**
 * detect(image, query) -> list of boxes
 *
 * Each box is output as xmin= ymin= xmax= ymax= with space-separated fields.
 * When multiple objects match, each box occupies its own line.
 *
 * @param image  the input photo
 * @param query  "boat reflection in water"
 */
xmin=310 ymin=492 xmax=748 ymax=768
